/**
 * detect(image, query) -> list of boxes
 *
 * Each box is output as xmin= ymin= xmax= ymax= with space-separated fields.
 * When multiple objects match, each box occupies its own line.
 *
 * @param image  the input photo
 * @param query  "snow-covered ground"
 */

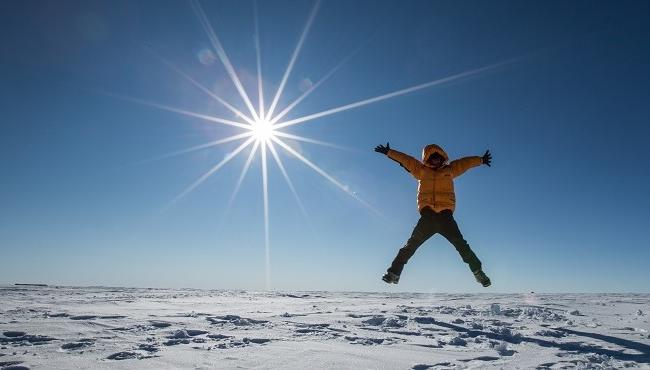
xmin=0 ymin=286 xmax=648 ymax=369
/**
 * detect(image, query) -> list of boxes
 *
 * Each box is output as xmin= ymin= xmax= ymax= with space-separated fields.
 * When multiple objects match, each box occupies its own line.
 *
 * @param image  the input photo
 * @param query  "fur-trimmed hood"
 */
xmin=422 ymin=144 xmax=449 ymax=164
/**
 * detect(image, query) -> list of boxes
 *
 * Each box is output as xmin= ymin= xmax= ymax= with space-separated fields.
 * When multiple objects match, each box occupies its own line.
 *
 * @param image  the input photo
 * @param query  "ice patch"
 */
xmin=414 ymin=317 xmax=436 ymax=325
xmin=245 ymin=338 xmax=270 ymax=344
xmin=413 ymin=362 xmax=452 ymax=369
xmin=164 ymin=338 xmax=190 ymax=346
xmin=0 ymin=362 xmax=23 ymax=368
xmin=149 ymin=321 xmax=172 ymax=328
xmin=447 ymin=335 xmax=467 ymax=346
xmin=1 ymin=332 xmax=25 ymax=338
xmin=460 ymin=356 xmax=500 ymax=362
xmin=535 ymin=329 xmax=565 ymax=338
xmin=347 ymin=313 xmax=374 ymax=318
xmin=2 ymin=365 xmax=30 ymax=370
xmin=163 ymin=329 xmax=209 ymax=346
xmin=282 ymin=294 xmax=310 ymax=299
xmin=137 ymin=343 xmax=159 ymax=353
xmin=46 ymin=313 xmax=69 ymax=318
xmin=206 ymin=315 xmax=268 ymax=326
xmin=207 ymin=334 xmax=232 ymax=340
xmin=60 ymin=339 xmax=94 ymax=350
xmin=344 ymin=336 xmax=400 ymax=345
xmin=106 ymin=351 xmax=138 ymax=360
xmin=187 ymin=329 xmax=208 ymax=336
xmin=0 ymin=333 xmax=56 ymax=346
xmin=362 ymin=316 xmax=386 ymax=326
xmin=212 ymin=337 xmax=271 ymax=349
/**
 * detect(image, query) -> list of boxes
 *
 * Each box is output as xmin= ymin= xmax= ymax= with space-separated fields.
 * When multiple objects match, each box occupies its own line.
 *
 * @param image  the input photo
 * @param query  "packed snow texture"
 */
xmin=0 ymin=286 xmax=649 ymax=369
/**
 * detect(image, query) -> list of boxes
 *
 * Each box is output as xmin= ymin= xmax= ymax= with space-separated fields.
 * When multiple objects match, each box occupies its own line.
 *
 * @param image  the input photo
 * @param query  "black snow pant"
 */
xmin=388 ymin=207 xmax=482 ymax=275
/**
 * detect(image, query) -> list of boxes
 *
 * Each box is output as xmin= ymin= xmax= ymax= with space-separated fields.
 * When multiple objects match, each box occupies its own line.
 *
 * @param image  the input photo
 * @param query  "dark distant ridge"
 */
xmin=14 ymin=283 xmax=48 ymax=287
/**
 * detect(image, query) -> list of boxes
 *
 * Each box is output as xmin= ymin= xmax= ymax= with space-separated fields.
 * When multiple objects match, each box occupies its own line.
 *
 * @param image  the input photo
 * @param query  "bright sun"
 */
xmin=251 ymin=118 xmax=275 ymax=142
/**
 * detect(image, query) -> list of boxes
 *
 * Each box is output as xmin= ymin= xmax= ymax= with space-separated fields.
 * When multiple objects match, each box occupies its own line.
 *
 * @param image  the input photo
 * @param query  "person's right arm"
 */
xmin=374 ymin=142 xmax=423 ymax=178
xmin=387 ymin=149 xmax=424 ymax=178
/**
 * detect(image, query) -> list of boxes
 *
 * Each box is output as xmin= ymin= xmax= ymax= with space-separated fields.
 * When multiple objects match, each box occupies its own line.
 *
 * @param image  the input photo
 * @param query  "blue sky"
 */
xmin=1 ymin=0 xmax=648 ymax=292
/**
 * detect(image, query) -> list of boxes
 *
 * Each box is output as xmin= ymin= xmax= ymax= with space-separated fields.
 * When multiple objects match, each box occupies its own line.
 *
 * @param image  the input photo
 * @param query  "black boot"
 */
xmin=473 ymin=269 xmax=491 ymax=287
xmin=382 ymin=271 xmax=400 ymax=284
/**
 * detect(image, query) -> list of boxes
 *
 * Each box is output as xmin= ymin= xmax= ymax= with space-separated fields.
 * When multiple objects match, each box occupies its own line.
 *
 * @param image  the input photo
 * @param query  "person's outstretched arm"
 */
xmin=374 ymin=142 xmax=423 ymax=178
xmin=450 ymin=150 xmax=492 ymax=178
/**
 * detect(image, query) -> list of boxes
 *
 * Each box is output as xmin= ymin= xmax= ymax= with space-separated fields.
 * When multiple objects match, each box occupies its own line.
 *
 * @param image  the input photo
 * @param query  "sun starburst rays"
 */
xmin=254 ymin=0 xmax=265 ymax=121
xmin=148 ymin=48 xmax=256 ymax=125
xmin=260 ymin=140 xmax=271 ymax=290
xmin=166 ymin=135 xmax=256 ymax=209
xmin=266 ymin=0 xmax=321 ymax=120
xmin=120 ymin=0 xmax=515 ymax=290
xmin=191 ymin=0 xmax=259 ymax=122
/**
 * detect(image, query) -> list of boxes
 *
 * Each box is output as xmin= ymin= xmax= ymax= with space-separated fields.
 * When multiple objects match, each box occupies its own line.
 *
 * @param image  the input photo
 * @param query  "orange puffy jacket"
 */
xmin=387 ymin=144 xmax=482 ymax=213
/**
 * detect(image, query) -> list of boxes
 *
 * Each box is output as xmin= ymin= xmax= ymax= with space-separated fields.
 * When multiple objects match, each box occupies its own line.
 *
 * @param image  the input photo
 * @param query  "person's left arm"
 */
xmin=450 ymin=150 xmax=491 ymax=178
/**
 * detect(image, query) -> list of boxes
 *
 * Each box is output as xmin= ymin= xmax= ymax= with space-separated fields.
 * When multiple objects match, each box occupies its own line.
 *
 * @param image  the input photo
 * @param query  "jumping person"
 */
xmin=374 ymin=142 xmax=492 ymax=287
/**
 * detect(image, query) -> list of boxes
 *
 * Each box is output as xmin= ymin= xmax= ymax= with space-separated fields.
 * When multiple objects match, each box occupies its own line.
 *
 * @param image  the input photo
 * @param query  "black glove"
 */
xmin=374 ymin=142 xmax=390 ymax=155
xmin=482 ymin=149 xmax=492 ymax=167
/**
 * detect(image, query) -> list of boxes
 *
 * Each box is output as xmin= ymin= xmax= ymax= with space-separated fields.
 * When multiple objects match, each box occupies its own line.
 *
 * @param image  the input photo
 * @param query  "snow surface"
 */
xmin=1 ymin=286 xmax=649 ymax=369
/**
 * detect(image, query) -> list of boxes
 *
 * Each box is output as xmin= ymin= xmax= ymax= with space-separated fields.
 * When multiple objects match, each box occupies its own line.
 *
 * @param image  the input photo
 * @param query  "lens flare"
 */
xmin=197 ymin=48 xmax=216 ymax=65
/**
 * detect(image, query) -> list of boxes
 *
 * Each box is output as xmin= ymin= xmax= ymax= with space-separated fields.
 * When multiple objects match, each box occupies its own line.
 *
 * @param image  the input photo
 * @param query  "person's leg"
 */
xmin=388 ymin=214 xmax=436 ymax=275
xmin=438 ymin=211 xmax=482 ymax=273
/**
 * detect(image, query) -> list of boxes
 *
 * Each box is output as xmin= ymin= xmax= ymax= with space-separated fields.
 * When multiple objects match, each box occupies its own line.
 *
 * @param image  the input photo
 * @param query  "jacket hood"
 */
xmin=422 ymin=144 xmax=449 ymax=164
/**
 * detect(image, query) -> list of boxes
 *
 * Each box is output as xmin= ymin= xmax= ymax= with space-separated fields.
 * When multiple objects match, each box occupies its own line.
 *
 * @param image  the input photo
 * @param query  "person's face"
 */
xmin=427 ymin=153 xmax=445 ymax=168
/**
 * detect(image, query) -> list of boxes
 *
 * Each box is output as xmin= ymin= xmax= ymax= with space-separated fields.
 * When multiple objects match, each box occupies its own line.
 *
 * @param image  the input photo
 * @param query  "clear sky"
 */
xmin=1 ymin=0 xmax=649 ymax=293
